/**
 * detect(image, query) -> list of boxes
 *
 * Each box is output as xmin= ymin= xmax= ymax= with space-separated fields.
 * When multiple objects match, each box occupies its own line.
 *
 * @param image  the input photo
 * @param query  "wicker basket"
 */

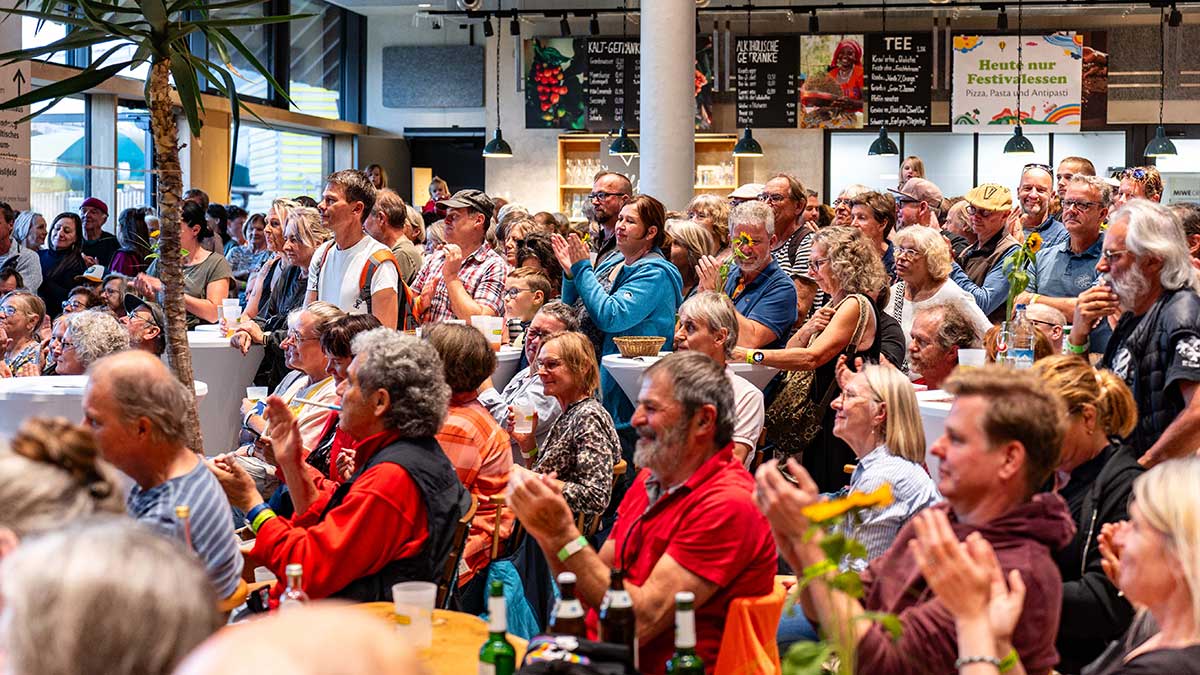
xmin=613 ymin=336 xmax=667 ymax=358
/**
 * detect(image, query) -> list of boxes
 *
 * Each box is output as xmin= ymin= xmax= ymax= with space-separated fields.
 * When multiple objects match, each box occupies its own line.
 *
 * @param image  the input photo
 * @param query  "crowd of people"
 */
xmin=2 ymin=154 xmax=1200 ymax=675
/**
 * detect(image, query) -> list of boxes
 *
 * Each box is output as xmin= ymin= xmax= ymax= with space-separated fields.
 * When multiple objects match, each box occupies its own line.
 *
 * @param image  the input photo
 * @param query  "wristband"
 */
xmin=246 ymin=502 xmax=271 ymax=524
xmin=746 ymin=350 xmax=764 ymax=365
xmin=998 ymin=648 xmax=1019 ymax=673
xmin=954 ymin=655 xmax=1001 ymax=669
xmin=556 ymin=535 xmax=589 ymax=562
xmin=250 ymin=508 xmax=277 ymax=534
xmin=1066 ymin=338 xmax=1089 ymax=354
xmin=1030 ymin=294 xmax=1040 ymax=306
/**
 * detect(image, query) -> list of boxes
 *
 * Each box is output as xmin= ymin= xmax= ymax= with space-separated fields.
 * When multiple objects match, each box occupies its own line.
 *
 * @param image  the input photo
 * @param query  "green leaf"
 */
xmin=819 ymin=533 xmax=849 ymax=562
xmin=168 ymin=0 xmax=269 ymax=13
xmin=828 ymin=571 xmax=864 ymax=598
xmin=168 ymin=44 xmax=204 ymax=137
xmin=781 ymin=641 xmax=832 ymax=675
xmin=0 ymin=60 xmax=130 ymax=111
xmin=141 ymin=0 xmax=168 ymax=33
xmin=0 ymin=27 xmax=114 ymax=64
xmin=800 ymin=559 xmax=837 ymax=587
xmin=0 ymin=5 xmax=106 ymax=30
xmin=844 ymin=538 xmax=869 ymax=561
xmin=857 ymin=611 xmax=904 ymax=640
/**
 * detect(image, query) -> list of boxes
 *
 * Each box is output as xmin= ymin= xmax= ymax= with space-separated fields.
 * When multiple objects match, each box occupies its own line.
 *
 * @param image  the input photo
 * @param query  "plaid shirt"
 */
xmin=412 ymin=244 xmax=507 ymax=324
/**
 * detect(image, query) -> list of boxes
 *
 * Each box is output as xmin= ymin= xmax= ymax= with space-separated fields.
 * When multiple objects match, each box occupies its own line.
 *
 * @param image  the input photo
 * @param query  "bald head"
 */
xmin=175 ymin=604 xmax=426 ymax=675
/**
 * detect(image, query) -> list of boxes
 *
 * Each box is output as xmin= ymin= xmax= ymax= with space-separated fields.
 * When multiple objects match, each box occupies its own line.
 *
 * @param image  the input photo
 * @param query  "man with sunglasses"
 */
xmin=1114 ymin=166 xmax=1163 ymax=208
xmin=587 ymin=172 xmax=633 ymax=267
xmin=1017 ymin=164 xmax=1069 ymax=250
xmin=1018 ymin=175 xmax=1112 ymax=352
xmin=949 ymin=184 xmax=1021 ymax=322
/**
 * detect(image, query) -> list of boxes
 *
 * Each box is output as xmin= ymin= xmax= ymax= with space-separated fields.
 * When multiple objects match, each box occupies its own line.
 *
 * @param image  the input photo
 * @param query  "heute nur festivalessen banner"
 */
xmin=951 ymin=33 xmax=1082 ymax=133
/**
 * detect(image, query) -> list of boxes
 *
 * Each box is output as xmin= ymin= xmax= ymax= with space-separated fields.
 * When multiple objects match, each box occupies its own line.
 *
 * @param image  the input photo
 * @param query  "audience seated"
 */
xmin=39 ymin=212 xmax=88 ymax=318
xmin=54 ymin=309 xmax=129 ymax=375
xmin=503 ymin=266 xmax=551 ymax=354
xmin=1025 ymin=302 xmax=1068 ymax=352
xmin=208 ymin=329 xmax=467 ymax=601
xmin=950 ymin=184 xmax=1021 ymax=322
xmin=137 ymin=201 xmax=233 ymax=328
xmin=909 ymin=302 xmax=983 ymax=389
xmin=121 ymin=293 xmax=166 ymax=356
xmin=99 ymin=272 xmax=128 ymax=315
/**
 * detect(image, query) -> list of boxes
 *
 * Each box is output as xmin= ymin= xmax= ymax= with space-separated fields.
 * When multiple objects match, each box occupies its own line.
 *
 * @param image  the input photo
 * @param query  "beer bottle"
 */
xmin=279 ymin=563 xmax=310 ymax=610
xmin=479 ymin=580 xmax=517 ymax=675
xmin=174 ymin=505 xmax=193 ymax=551
xmin=600 ymin=569 xmax=638 ymax=671
xmin=548 ymin=571 xmax=587 ymax=638
xmin=665 ymin=592 xmax=704 ymax=674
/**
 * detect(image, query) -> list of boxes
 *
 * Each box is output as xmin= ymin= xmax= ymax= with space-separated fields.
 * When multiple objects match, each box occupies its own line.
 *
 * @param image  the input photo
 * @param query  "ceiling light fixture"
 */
xmin=483 ymin=3 xmax=513 ymax=159
xmin=482 ymin=16 xmax=493 ymax=37
xmin=560 ymin=14 xmax=571 ymax=37
xmin=1145 ymin=6 xmax=1178 ymax=157
xmin=809 ymin=9 xmax=819 ymax=33
xmin=997 ymin=6 xmax=1008 ymax=30
xmin=1003 ymin=0 xmax=1035 ymax=154
xmin=590 ymin=13 xmax=600 ymax=35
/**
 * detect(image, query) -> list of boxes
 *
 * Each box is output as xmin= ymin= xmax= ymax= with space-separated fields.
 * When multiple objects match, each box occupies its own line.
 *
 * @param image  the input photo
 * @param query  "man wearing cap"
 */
xmin=892 ymin=178 xmax=967 ymax=257
xmin=949 ymin=184 xmax=1021 ymax=322
xmin=80 ymin=197 xmax=119 ymax=268
xmin=411 ymin=189 xmax=507 ymax=324
xmin=75 ymin=264 xmax=105 ymax=292
xmin=307 ymin=169 xmax=400 ymax=329
xmin=1016 ymin=165 xmax=1069 ymax=249
xmin=121 ymin=293 xmax=166 ymax=356
xmin=0 ymin=201 xmax=40 ymax=293
xmin=728 ymin=183 xmax=764 ymax=208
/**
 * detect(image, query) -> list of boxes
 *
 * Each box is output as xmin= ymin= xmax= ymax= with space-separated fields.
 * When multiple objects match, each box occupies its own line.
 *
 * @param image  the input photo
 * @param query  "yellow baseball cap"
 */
xmin=964 ymin=183 xmax=1013 ymax=212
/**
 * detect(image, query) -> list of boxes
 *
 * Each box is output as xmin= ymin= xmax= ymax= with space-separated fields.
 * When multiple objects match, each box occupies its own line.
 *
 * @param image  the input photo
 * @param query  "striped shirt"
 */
xmin=127 ymin=459 xmax=244 ymax=598
xmin=836 ymin=445 xmax=941 ymax=570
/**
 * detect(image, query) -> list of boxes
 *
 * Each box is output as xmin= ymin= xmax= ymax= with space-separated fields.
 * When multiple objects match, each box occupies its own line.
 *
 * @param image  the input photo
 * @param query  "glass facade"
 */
xmin=233 ymin=123 xmax=331 ymax=213
xmin=30 ymin=97 xmax=87 ymax=218
xmin=289 ymin=0 xmax=343 ymax=120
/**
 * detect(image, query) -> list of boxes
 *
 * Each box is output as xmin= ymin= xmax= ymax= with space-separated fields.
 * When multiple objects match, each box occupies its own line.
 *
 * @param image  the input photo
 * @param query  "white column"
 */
xmin=640 ymin=0 xmax=695 ymax=209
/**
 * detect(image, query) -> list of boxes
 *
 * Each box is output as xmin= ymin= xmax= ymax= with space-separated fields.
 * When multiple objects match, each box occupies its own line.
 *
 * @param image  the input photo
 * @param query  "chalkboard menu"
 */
xmin=735 ymin=36 xmax=799 ymax=129
xmin=865 ymin=33 xmax=933 ymax=127
xmin=585 ymin=39 xmax=640 ymax=131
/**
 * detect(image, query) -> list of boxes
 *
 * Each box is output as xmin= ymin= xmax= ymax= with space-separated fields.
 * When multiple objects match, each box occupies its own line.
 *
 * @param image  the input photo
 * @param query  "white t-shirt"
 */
xmin=889 ymin=279 xmax=995 ymax=348
xmin=726 ymin=365 xmax=765 ymax=468
xmin=307 ymin=235 xmax=399 ymax=315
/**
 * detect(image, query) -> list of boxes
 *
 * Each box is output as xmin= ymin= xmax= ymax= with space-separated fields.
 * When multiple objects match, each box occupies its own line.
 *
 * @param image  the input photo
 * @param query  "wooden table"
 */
xmin=359 ymin=603 xmax=527 ymax=674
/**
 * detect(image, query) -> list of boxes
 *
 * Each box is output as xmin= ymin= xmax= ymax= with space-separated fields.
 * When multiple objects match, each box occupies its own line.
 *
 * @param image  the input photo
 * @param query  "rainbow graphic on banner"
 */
xmin=1042 ymin=103 xmax=1080 ymax=124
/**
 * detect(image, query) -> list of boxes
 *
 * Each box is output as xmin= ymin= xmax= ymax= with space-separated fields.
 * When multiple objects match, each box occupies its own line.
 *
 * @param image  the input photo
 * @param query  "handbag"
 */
xmin=763 ymin=294 xmax=870 ymax=463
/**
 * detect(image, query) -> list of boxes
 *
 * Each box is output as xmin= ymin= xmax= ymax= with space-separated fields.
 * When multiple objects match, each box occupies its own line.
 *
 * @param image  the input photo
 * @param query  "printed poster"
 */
xmin=799 ymin=35 xmax=866 ymax=129
xmin=952 ymin=33 xmax=1082 ymax=133
xmin=524 ymin=38 xmax=587 ymax=130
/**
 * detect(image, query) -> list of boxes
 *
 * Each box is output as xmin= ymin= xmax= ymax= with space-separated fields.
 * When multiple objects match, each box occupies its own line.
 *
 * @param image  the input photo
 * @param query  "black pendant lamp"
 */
xmin=868 ymin=0 xmax=898 ymax=156
xmin=483 ymin=6 xmax=512 ymax=158
xmin=1003 ymin=0 xmax=1035 ymax=155
xmin=608 ymin=0 xmax=638 ymax=157
xmin=1144 ymin=8 xmax=1178 ymax=158
xmin=734 ymin=3 xmax=765 ymax=158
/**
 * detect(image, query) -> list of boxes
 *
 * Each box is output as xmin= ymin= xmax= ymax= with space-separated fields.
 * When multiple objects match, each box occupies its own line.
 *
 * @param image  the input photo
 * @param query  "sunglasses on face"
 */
xmin=1022 ymin=163 xmax=1053 ymax=175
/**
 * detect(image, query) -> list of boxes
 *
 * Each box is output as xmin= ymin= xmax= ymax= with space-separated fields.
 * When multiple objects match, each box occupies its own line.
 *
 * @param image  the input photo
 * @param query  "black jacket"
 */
xmin=1053 ymin=443 xmax=1144 ymax=674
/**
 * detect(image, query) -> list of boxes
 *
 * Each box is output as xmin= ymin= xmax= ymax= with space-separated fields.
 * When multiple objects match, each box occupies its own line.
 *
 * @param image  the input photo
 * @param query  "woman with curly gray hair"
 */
xmin=53 ymin=310 xmax=129 ymax=375
xmin=207 ymin=329 xmax=468 ymax=602
xmin=734 ymin=226 xmax=896 ymax=491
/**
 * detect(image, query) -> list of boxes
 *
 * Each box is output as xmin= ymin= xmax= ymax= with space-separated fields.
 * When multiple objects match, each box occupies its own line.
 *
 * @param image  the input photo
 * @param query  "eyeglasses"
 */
xmin=895 ymin=247 xmax=922 ymax=260
xmin=503 ymin=287 xmax=531 ymax=298
xmin=121 ymin=312 xmax=155 ymax=327
xmin=1122 ymin=168 xmax=1149 ymax=181
xmin=1062 ymin=199 xmax=1101 ymax=212
xmin=810 ymin=257 xmax=830 ymax=271
xmin=965 ymin=205 xmax=999 ymax=217
xmin=0 ymin=305 xmax=16 ymax=316
xmin=1022 ymin=163 xmax=1053 ymax=175
xmin=62 ymin=299 xmax=84 ymax=311
xmin=1027 ymin=317 xmax=1060 ymax=331
xmin=757 ymin=193 xmax=789 ymax=204
xmin=59 ymin=338 xmax=77 ymax=351
xmin=284 ymin=330 xmax=319 ymax=343
xmin=587 ymin=191 xmax=626 ymax=202
xmin=1101 ymin=249 xmax=1131 ymax=263
xmin=535 ymin=357 xmax=564 ymax=372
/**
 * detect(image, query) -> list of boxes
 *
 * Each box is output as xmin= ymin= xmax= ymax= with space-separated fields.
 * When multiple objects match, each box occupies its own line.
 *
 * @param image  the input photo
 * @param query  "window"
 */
xmin=828 ymin=134 xmax=903 ymax=198
xmin=976 ymin=134 xmax=1052 ymax=190
xmin=208 ymin=2 xmax=272 ymax=101
xmin=117 ymin=105 xmax=151 ymax=214
xmin=91 ymin=39 xmax=151 ymax=81
xmin=1051 ymin=132 xmax=1126 ymax=178
xmin=902 ymin=133 xmax=975 ymax=198
xmin=233 ymin=124 xmax=330 ymax=213
xmin=289 ymin=0 xmax=343 ymax=120
xmin=22 ymin=16 xmax=67 ymax=64
xmin=30 ymin=97 xmax=87 ymax=218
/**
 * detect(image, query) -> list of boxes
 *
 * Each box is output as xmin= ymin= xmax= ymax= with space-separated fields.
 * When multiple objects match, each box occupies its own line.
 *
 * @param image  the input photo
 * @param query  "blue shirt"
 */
xmin=127 ymin=460 xmax=244 ymax=597
xmin=837 ymin=445 xmax=942 ymax=570
xmin=1028 ymin=232 xmax=1104 ymax=298
xmin=882 ymin=240 xmax=896 ymax=282
xmin=1027 ymin=216 xmax=1069 ymax=251
xmin=724 ymin=259 xmax=798 ymax=349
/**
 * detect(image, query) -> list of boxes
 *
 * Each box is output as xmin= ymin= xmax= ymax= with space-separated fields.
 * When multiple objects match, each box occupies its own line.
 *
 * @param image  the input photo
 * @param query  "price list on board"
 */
xmin=585 ymin=39 xmax=641 ymax=131
xmin=865 ymin=33 xmax=933 ymax=127
xmin=735 ymin=36 xmax=798 ymax=128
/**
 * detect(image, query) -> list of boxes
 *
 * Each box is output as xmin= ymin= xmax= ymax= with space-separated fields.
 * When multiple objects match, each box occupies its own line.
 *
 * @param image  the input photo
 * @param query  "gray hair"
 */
xmin=351 ymin=329 xmax=450 ymax=437
xmin=66 ymin=310 xmax=129 ymax=368
xmin=926 ymin=302 xmax=983 ymax=349
xmin=0 ymin=519 xmax=222 ymax=675
xmin=838 ymin=183 xmax=872 ymax=202
xmin=645 ymin=351 xmax=734 ymax=448
xmin=729 ymin=200 xmax=775 ymax=237
xmin=1067 ymin=174 xmax=1113 ymax=208
xmin=678 ymin=291 xmax=740 ymax=359
xmin=90 ymin=351 xmax=192 ymax=445
xmin=1114 ymin=199 xmax=1200 ymax=294
xmin=536 ymin=300 xmax=580 ymax=332
xmin=285 ymin=206 xmax=331 ymax=249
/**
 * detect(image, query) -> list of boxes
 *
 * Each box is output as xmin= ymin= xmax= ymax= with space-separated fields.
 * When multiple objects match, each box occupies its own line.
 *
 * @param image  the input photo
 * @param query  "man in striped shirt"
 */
xmin=82 ymin=351 xmax=243 ymax=601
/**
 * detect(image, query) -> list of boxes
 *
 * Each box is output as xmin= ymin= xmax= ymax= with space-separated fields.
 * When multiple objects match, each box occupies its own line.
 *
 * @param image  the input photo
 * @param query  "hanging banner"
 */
xmin=524 ymin=38 xmax=587 ymax=130
xmin=735 ymin=36 xmax=799 ymax=129
xmin=952 ymin=32 xmax=1082 ymax=133
xmin=799 ymin=35 xmax=866 ymax=129
xmin=865 ymin=33 xmax=932 ymax=128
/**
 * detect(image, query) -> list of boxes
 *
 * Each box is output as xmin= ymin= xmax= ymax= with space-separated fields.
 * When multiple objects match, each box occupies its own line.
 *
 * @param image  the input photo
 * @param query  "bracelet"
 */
xmin=1029 ymin=294 xmax=1040 ymax=306
xmin=246 ymin=502 xmax=271 ymax=524
xmin=998 ymin=648 xmax=1019 ymax=673
xmin=954 ymin=655 xmax=1001 ymax=669
xmin=556 ymin=535 xmax=589 ymax=562
xmin=1066 ymin=338 xmax=1089 ymax=354
xmin=250 ymin=508 xmax=277 ymax=534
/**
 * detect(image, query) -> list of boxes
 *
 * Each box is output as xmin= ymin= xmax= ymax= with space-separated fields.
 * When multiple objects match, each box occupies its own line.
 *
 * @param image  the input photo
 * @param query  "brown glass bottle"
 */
xmin=548 ymin=571 xmax=587 ymax=638
xmin=599 ymin=569 xmax=637 ymax=671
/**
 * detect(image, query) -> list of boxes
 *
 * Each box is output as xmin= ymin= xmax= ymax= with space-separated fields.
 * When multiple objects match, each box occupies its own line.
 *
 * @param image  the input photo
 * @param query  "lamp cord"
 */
xmin=495 ymin=2 xmax=502 ymax=129
xmin=1159 ymin=6 xmax=1166 ymax=126
xmin=1016 ymin=0 xmax=1022 ymax=125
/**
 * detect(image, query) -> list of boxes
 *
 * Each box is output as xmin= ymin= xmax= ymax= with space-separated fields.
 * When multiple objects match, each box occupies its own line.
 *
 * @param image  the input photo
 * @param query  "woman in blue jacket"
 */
xmin=554 ymin=194 xmax=683 ymax=429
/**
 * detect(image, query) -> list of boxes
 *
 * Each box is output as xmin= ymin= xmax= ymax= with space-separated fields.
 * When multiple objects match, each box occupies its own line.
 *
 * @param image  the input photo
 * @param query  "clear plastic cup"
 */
xmin=512 ymin=401 xmax=535 ymax=434
xmin=392 ymin=581 xmax=436 ymax=648
xmin=471 ymin=315 xmax=504 ymax=352
xmin=246 ymin=386 xmax=269 ymax=401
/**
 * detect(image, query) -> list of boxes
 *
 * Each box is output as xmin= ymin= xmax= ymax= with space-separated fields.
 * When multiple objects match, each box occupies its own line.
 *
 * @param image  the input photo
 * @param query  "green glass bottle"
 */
xmin=665 ymin=591 xmax=704 ymax=674
xmin=479 ymin=580 xmax=517 ymax=675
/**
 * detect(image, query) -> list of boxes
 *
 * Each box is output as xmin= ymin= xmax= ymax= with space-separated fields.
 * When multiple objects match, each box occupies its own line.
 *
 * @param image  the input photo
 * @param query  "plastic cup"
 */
xmin=391 ymin=581 xmax=436 ymax=648
xmin=512 ymin=401 xmax=535 ymax=434
xmin=471 ymin=315 xmax=504 ymax=352
xmin=246 ymin=386 xmax=268 ymax=401
xmin=958 ymin=348 xmax=986 ymax=367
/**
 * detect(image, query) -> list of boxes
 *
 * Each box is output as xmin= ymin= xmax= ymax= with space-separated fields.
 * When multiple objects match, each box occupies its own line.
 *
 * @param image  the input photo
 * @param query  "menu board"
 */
xmin=865 ymin=33 xmax=933 ymax=127
xmin=735 ymin=36 xmax=799 ymax=129
xmin=585 ymin=39 xmax=640 ymax=131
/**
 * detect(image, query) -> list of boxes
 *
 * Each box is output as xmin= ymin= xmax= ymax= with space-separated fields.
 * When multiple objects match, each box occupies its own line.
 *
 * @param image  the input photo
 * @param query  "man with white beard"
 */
xmin=1070 ymin=199 xmax=1200 ymax=467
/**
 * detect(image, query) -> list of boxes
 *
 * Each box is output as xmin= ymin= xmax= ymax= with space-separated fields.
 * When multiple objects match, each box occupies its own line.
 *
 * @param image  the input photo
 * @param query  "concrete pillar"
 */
xmin=89 ymin=94 xmax=117 ymax=231
xmin=640 ymin=0 xmax=695 ymax=209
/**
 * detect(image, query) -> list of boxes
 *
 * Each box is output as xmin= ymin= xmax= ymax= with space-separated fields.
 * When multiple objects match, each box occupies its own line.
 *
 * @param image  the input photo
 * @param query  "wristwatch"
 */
xmin=747 ymin=350 xmax=765 ymax=365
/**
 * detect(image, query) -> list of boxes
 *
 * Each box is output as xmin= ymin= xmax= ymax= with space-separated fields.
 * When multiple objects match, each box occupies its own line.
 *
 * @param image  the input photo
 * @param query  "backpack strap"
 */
xmin=358 ymin=248 xmax=402 ymax=328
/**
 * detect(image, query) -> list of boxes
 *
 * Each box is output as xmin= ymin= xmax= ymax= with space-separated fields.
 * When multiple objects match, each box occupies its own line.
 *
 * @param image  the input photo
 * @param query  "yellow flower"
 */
xmin=1026 ymin=232 xmax=1042 ymax=255
xmin=801 ymin=483 xmax=894 ymax=523
xmin=150 ymin=229 xmax=161 ymax=238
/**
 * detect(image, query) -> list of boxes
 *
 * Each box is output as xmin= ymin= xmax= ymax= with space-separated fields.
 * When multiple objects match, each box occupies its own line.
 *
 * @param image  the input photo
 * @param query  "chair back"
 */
xmin=437 ymin=492 xmax=478 ymax=608
xmin=713 ymin=580 xmax=787 ymax=675
xmin=575 ymin=458 xmax=629 ymax=537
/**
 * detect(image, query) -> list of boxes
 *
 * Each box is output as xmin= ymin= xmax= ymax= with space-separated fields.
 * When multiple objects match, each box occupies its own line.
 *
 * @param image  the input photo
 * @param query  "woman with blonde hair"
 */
xmin=665 ymin=218 xmax=716 ymax=301
xmin=887 ymin=224 xmax=993 ymax=347
xmin=243 ymin=198 xmax=301 ymax=321
xmin=1031 ymin=355 xmax=1142 ymax=672
xmin=899 ymin=155 xmax=925 ymax=189
xmin=685 ymin=193 xmax=731 ymax=261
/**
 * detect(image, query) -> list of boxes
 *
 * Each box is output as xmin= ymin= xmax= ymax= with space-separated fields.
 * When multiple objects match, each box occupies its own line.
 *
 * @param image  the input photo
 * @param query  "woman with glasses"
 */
xmin=510 ymin=331 xmax=620 ymax=519
xmin=887 ymin=226 xmax=993 ymax=357
xmin=135 ymin=201 xmax=233 ymax=329
xmin=734 ymin=227 xmax=900 ymax=492
xmin=37 ymin=212 xmax=87 ymax=320
xmin=685 ymin=193 xmax=731 ymax=262
xmin=0 ymin=292 xmax=46 ymax=378
xmin=52 ymin=310 xmax=129 ymax=376
xmin=61 ymin=285 xmax=103 ymax=315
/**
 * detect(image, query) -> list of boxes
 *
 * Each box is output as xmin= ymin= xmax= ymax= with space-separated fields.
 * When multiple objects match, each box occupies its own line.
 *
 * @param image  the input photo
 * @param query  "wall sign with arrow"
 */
xmin=0 ymin=17 xmax=30 ymax=210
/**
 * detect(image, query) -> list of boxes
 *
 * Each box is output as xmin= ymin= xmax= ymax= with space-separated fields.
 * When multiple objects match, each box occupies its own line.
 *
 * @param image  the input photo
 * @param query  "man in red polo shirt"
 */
xmin=508 ymin=351 xmax=776 ymax=673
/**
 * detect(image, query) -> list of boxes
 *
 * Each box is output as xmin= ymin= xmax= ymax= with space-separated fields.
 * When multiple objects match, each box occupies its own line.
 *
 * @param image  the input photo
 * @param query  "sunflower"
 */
xmin=801 ymin=483 xmax=894 ymax=523
xmin=1026 ymin=232 xmax=1042 ymax=255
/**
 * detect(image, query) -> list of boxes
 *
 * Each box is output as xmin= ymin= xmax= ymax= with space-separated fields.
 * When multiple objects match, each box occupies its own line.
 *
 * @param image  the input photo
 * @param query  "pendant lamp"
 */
xmin=1003 ymin=0 xmax=1035 ymax=155
xmin=483 ymin=5 xmax=512 ymax=158
xmin=734 ymin=3 xmax=765 ymax=157
xmin=868 ymin=0 xmax=898 ymax=157
xmin=607 ymin=0 xmax=639 ymax=157
xmin=1144 ymin=9 xmax=1177 ymax=158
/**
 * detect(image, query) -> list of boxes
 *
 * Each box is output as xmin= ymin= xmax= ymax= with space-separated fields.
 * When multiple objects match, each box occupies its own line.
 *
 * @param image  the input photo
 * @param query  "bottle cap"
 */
xmin=557 ymin=571 xmax=577 ymax=584
xmin=174 ymin=505 xmax=190 ymax=518
xmin=675 ymin=591 xmax=695 ymax=603
xmin=286 ymin=563 xmax=303 ymax=577
xmin=489 ymin=580 xmax=505 ymax=596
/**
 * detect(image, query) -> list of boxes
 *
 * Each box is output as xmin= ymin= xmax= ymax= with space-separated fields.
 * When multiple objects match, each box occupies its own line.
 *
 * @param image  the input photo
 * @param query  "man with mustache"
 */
xmin=1070 ymin=199 xmax=1200 ymax=467
xmin=506 ymin=352 xmax=776 ymax=674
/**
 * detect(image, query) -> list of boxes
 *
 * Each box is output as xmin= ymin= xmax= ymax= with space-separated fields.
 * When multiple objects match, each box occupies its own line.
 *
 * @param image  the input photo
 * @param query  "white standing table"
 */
xmin=601 ymin=351 xmax=780 ymax=403
xmin=915 ymin=389 xmax=953 ymax=483
xmin=188 ymin=329 xmax=264 ymax=456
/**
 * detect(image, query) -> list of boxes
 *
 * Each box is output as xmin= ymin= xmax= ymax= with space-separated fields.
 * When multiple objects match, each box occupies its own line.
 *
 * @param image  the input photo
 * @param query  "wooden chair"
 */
xmin=437 ymin=492 xmax=478 ymax=609
xmin=576 ymin=458 xmax=628 ymax=537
